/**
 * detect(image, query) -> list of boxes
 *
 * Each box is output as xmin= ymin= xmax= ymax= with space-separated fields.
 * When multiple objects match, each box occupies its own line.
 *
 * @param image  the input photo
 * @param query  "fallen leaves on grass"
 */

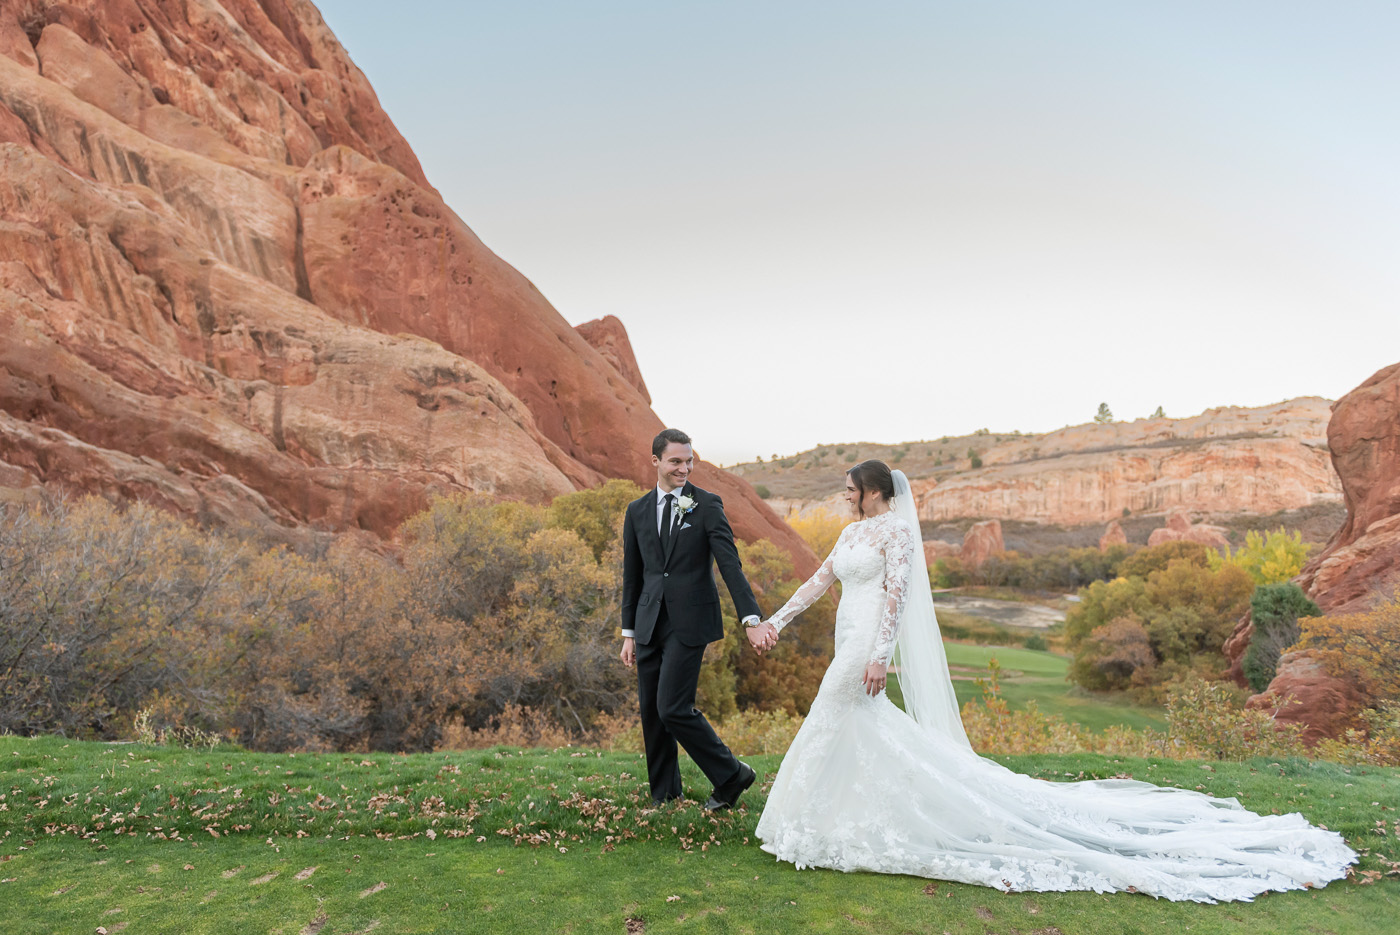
xmin=625 ymin=918 xmax=645 ymax=934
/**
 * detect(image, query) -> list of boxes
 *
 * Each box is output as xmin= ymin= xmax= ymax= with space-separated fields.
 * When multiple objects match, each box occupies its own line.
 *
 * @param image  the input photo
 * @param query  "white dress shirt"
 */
xmin=622 ymin=484 xmax=760 ymax=639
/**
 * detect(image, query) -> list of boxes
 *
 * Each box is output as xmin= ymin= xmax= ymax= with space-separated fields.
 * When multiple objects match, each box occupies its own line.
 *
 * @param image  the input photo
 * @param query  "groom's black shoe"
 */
xmin=704 ymin=762 xmax=756 ymax=812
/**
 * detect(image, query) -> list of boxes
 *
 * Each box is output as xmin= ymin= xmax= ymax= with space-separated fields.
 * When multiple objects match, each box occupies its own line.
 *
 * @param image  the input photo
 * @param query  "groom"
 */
xmin=620 ymin=429 xmax=778 ymax=810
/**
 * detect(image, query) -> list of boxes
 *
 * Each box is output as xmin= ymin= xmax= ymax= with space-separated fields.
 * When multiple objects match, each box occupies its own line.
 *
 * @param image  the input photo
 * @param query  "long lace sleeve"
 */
xmin=767 ymin=530 xmax=843 ymax=633
xmin=870 ymin=519 xmax=916 ymax=665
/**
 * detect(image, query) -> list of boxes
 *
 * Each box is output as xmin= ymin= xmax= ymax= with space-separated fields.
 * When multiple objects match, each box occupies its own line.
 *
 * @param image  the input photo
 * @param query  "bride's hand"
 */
xmin=861 ymin=662 xmax=888 ymax=697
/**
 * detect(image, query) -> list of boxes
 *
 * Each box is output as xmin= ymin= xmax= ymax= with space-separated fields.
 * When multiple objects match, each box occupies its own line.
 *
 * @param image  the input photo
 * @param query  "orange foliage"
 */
xmin=1292 ymin=595 xmax=1400 ymax=708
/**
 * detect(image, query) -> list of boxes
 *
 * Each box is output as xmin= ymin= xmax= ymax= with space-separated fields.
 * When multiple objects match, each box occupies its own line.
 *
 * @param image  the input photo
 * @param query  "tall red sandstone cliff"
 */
xmin=1226 ymin=362 xmax=1400 ymax=742
xmin=1295 ymin=362 xmax=1400 ymax=613
xmin=0 ymin=1 xmax=814 ymax=571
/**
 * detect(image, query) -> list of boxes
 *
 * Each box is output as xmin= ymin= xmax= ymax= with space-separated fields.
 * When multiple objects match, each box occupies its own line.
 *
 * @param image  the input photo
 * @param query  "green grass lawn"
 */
xmin=2 ymin=736 xmax=1397 ymax=933
xmin=890 ymin=642 xmax=1169 ymax=734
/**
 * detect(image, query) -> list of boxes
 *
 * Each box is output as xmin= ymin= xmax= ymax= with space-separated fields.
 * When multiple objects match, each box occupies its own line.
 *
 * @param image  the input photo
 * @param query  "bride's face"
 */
xmin=844 ymin=477 xmax=883 ymax=516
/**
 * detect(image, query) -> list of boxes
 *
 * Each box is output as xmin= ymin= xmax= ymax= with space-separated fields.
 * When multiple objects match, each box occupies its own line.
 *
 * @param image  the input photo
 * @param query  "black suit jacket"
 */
xmin=621 ymin=482 xmax=762 ymax=646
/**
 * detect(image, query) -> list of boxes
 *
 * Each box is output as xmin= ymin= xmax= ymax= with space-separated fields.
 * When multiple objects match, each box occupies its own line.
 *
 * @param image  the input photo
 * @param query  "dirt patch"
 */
xmin=299 ymin=910 xmax=328 ymax=935
xmin=933 ymin=594 xmax=1065 ymax=629
xmin=359 ymin=881 xmax=388 ymax=898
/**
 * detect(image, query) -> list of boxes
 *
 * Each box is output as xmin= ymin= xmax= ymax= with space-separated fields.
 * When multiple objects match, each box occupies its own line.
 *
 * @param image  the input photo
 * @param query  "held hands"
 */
xmin=620 ymin=637 xmax=636 ymax=668
xmin=746 ymin=621 xmax=779 ymax=655
xmin=861 ymin=661 xmax=888 ymax=697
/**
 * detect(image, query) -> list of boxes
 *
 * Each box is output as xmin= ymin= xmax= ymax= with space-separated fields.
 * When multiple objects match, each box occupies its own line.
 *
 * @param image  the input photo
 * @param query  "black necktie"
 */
xmin=660 ymin=493 xmax=675 ymax=552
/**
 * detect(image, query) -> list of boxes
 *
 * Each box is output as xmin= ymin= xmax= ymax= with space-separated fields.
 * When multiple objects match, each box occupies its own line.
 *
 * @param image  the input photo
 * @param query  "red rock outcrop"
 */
xmin=575 ymin=316 xmax=651 ymax=405
xmin=1099 ymin=519 xmax=1127 ymax=551
xmin=1245 ymin=651 xmax=1366 ymax=744
xmin=1221 ymin=612 xmax=1254 ymax=688
xmin=1234 ymin=362 xmax=1400 ymax=739
xmin=961 ymin=519 xmax=1004 ymax=571
xmin=923 ymin=539 xmax=960 ymax=565
xmin=1297 ymin=362 xmax=1400 ymax=614
xmin=1146 ymin=510 xmax=1230 ymax=551
xmin=0 ymin=2 xmax=814 ymax=572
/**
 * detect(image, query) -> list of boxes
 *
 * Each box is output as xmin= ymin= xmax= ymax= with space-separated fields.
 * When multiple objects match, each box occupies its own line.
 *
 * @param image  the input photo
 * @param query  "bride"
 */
xmin=752 ymin=459 xmax=1355 ymax=902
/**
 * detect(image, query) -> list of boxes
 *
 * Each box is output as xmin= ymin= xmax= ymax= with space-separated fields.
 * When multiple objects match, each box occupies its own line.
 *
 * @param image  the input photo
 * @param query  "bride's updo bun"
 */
xmin=847 ymin=459 xmax=895 ymax=517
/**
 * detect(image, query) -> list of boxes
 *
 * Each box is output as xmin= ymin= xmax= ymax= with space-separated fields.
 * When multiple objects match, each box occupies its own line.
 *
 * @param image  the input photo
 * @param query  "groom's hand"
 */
xmin=620 ymin=637 xmax=636 ymax=668
xmin=746 ymin=622 xmax=778 ymax=655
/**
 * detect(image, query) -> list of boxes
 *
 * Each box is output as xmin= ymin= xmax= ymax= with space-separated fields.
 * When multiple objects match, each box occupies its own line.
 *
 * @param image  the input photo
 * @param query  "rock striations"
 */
xmin=1295 ymin=362 xmax=1400 ymax=615
xmin=909 ymin=399 xmax=1340 ymax=527
xmin=1227 ymin=362 xmax=1400 ymax=743
xmin=0 ymin=2 xmax=813 ymax=571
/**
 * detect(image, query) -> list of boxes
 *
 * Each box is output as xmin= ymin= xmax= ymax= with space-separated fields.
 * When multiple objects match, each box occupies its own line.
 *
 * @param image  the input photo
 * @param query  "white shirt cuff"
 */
xmin=621 ymin=629 xmax=635 ymax=639
xmin=741 ymin=615 xmax=760 ymax=626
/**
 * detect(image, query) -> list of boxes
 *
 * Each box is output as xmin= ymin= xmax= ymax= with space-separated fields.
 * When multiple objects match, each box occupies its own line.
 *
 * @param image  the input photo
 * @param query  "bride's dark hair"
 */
xmin=847 ymin=459 xmax=895 ymax=518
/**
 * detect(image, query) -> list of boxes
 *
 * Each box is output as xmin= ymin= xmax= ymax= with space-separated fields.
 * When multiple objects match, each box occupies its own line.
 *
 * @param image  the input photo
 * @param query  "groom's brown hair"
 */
xmin=653 ymin=428 xmax=692 ymax=458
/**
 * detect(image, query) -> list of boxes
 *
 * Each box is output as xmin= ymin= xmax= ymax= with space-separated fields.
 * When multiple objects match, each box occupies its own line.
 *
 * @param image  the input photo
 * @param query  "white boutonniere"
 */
xmin=674 ymin=494 xmax=697 ymax=523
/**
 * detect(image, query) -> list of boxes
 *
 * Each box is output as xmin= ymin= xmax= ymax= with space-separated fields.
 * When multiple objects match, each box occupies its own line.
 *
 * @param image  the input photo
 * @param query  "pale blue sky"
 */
xmin=320 ymin=1 xmax=1400 ymax=465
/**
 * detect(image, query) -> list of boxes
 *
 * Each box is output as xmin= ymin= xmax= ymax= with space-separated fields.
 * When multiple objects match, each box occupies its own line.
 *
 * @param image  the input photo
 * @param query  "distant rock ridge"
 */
xmin=760 ymin=398 xmax=1340 ymax=530
xmin=0 ymin=1 xmax=815 ymax=573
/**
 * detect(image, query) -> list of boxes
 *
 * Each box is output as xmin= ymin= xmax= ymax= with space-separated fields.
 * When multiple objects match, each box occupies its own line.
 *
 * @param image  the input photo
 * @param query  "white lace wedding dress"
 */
xmin=753 ymin=507 xmax=1356 ymax=902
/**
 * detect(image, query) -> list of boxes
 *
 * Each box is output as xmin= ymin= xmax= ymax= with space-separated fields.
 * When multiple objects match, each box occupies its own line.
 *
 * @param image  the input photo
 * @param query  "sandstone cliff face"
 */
xmin=0 ymin=2 xmax=813 ymax=570
xmin=1229 ymin=362 xmax=1400 ymax=741
xmin=1296 ymin=363 xmax=1400 ymax=614
xmin=575 ymin=316 xmax=651 ymax=405
xmin=764 ymin=399 xmax=1339 ymax=530
xmin=910 ymin=432 xmax=1338 ymax=528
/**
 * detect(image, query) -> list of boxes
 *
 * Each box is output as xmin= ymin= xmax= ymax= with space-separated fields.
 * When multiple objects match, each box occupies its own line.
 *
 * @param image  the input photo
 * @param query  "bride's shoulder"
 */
xmin=881 ymin=512 xmax=915 ymax=540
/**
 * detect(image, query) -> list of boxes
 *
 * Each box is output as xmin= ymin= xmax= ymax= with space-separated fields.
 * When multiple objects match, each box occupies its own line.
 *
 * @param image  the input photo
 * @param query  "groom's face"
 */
xmin=653 ymin=443 xmax=693 ymax=492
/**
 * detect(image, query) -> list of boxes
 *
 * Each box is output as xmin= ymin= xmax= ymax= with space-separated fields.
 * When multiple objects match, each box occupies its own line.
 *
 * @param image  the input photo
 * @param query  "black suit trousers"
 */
xmin=635 ymin=604 xmax=742 ymax=799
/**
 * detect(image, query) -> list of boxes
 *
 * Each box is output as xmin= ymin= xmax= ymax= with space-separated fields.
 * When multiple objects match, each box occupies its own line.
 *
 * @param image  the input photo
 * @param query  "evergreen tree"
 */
xmin=1094 ymin=402 xmax=1114 ymax=423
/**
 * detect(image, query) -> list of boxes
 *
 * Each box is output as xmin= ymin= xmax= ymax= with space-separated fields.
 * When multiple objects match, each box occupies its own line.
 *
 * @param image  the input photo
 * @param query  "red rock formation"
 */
xmin=1245 ymin=651 xmax=1366 ymax=744
xmin=1146 ymin=510 xmax=1229 ymax=551
xmin=575 ymin=316 xmax=651 ymax=404
xmin=923 ymin=540 xmax=960 ymax=565
xmin=0 ymin=2 xmax=814 ymax=572
xmin=1297 ymin=362 xmax=1400 ymax=614
xmin=961 ymin=520 xmax=1004 ymax=571
xmin=1221 ymin=612 xmax=1254 ymax=688
xmin=1235 ymin=362 xmax=1400 ymax=738
xmin=1099 ymin=519 xmax=1127 ymax=551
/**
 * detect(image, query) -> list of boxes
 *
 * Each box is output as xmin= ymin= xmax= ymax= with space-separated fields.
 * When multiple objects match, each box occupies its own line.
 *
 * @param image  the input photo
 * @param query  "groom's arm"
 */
xmin=704 ymin=494 xmax=762 ymax=623
xmin=620 ymin=505 xmax=642 ymax=640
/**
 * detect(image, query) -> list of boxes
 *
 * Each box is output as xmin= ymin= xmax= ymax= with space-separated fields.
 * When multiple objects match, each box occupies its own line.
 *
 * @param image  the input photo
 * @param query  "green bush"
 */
xmin=1065 ymin=545 xmax=1254 ymax=699
xmin=753 ymin=484 xmax=771 ymax=499
xmin=1241 ymin=582 xmax=1321 ymax=692
xmin=939 ymin=545 xmax=1131 ymax=592
xmin=1023 ymin=634 xmax=1049 ymax=652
